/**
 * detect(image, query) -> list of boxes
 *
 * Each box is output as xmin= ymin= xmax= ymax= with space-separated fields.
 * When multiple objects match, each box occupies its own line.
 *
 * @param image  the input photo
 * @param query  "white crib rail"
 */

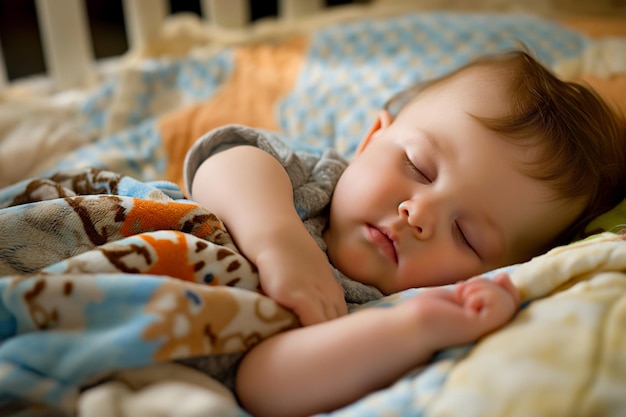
xmin=0 ymin=38 xmax=7 ymax=91
xmin=202 ymin=0 xmax=250 ymax=29
xmin=280 ymin=0 xmax=324 ymax=20
xmin=0 ymin=0 xmax=328 ymax=93
xmin=123 ymin=0 xmax=168 ymax=51
xmin=35 ymin=0 xmax=95 ymax=90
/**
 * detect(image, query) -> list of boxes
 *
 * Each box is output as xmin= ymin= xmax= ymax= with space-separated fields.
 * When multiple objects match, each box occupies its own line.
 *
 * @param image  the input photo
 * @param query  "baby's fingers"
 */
xmin=293 ymin=292 xmax=346 ymax=326
xmin=456 ymin=273 xmax=521 ymax=320
xmin=455 ymin=277 xmax=489 ymax=301
xmin=293 ymin=301 xmax=327 ymax=327
xmin=328 ymin=282 xmax=349 ymax=318
xmin=493 ymin=273 xmax=521 ymax=306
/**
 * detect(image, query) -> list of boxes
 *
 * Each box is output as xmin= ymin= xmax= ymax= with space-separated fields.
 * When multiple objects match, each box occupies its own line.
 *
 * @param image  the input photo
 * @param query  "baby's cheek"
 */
xmin=340 ymin=249 xmax=384 ymax=288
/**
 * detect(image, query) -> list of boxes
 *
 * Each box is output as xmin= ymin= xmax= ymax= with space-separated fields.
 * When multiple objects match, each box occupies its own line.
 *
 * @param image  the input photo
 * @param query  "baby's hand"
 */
xmin=399 ymin=273 xmax=520 ymax=351
xmin=455 ymin=273 xmax=520 ymax=321
xmin=255 ymin=239 xmax=347 ymax=326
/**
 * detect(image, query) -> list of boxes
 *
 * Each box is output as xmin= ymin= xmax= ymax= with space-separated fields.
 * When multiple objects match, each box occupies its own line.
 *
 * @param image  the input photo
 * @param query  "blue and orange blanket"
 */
xmin=0 ymin=168 xmax=300 ymax=415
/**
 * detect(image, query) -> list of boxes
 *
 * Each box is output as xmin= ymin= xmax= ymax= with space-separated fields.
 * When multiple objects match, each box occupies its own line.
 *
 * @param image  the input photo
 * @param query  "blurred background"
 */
xmin=0 ymin=0 xmax=358 ymax=81
xmin=1 ymin=0 xmax=624 ymax=81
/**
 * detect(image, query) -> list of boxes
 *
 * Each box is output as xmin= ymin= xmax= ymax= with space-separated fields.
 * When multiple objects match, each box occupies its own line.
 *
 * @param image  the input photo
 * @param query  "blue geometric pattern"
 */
xmin=279 ymin=13 xmax=586 ymax=158
xmin=40 ymin=120 xmax=167 ymax=180
xmin=50 ymin=50 xmax=235 ymax=182
xmin=81 ymin=50 xmax=234 ymax=130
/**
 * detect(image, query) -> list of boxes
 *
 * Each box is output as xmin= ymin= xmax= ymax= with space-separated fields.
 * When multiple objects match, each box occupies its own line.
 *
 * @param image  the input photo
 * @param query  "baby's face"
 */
xmin=323 ymin=67 xmax=584 ymax=294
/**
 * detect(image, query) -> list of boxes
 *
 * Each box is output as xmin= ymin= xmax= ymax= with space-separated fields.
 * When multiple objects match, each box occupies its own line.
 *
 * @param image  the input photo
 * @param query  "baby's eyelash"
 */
xmin=453 ymin=222 xmax=478 ymax=256
xmin=403 ymin=154 xmax=431 ymax=183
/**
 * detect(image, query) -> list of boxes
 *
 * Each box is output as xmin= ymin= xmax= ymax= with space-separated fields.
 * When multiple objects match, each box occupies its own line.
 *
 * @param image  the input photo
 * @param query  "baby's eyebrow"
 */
xmin=419 ymin=129 xmax=441 ymax=154
xmin=418 ymin=128 xmax=458 ymax=169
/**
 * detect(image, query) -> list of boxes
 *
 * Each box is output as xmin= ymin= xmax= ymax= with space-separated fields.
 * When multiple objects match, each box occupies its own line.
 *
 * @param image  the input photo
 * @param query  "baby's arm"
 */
xmin=191 ymin=146 xmax=347 ymax=325
xmin=237 ymin=274 xmax=520 ymax=417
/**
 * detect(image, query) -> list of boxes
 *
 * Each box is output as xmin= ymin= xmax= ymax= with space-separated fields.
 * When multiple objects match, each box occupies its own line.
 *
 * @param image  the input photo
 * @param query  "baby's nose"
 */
xmin=398 ymin=199 xmax=434 ymax=240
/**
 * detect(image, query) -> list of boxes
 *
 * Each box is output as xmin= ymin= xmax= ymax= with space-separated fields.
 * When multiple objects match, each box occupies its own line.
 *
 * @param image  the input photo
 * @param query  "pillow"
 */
xmin=583 ymin=197 xmax=626 ymax=237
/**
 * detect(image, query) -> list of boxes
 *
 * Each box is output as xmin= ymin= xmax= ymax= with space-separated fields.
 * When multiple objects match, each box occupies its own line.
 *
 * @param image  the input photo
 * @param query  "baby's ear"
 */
xmin=356 ymin=110 xmax=393 ymax=154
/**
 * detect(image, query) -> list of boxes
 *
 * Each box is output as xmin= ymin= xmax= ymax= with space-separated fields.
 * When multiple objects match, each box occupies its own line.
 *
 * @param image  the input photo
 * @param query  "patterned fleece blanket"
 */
xmin=0 ymin=168 xmax=299 ymax=416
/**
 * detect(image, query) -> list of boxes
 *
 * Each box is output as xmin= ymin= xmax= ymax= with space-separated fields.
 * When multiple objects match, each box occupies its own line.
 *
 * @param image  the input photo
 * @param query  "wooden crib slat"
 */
xmin=279 ymin=0 xmax=324 ymax=20
xmin=202 ymin=0 xmax=250 ymax=29
xmin=122 ymin=0 xmax=168 ymax=51
xmin=35 ymin=0 xmax=94 ymax=90
xmin=0 ymin=37 xmax=7 ymax=91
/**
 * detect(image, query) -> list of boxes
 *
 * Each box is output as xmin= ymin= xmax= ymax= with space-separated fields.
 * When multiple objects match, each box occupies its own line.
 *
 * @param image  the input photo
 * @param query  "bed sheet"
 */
xmin=1 ymin=9 xmax=626 ymax=417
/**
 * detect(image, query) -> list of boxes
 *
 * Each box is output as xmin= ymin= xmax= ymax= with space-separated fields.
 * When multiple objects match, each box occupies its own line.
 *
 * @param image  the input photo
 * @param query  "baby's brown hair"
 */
xmin=385 ymin=50 xmax=626 ymax=244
